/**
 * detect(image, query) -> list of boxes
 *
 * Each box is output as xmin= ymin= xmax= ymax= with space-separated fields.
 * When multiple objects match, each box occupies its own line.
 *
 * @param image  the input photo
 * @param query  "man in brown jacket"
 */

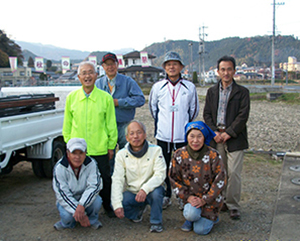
xmin=203 ymin=55 xmax=250 ymax=220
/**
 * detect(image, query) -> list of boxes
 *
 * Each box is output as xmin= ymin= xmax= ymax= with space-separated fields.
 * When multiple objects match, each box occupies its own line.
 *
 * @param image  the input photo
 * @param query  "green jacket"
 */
xmin=63 ymin=86 xmax=118 ymax=156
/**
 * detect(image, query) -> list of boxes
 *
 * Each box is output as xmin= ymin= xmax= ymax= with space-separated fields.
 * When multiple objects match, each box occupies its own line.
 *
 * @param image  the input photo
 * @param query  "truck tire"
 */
xmin=32 ymin=160 xmax=46 ymax=178
xmin=43 ymin=141 xmax=65 ymax=178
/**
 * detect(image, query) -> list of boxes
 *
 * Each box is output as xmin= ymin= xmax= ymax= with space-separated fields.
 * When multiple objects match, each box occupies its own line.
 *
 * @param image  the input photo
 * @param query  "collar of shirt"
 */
xmin=219 ymin=81 xmax=233 ymax=92
xmin=82 ymin=88 xmax=91 ymax=98
xmin=106 ymin=75 xmax=117 ymax=86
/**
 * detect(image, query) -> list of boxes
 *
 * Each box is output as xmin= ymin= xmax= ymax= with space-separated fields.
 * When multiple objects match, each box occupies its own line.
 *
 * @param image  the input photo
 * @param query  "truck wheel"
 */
xmin=32 ymin=160 xmax=46 ymax=178
xmin=43 ymin=141 xmax=65 ymax=178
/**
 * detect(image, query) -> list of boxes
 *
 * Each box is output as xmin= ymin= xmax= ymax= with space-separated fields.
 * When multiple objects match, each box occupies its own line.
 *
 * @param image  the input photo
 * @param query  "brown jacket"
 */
xmin=203 ymin=80 xmax=250 ymax=152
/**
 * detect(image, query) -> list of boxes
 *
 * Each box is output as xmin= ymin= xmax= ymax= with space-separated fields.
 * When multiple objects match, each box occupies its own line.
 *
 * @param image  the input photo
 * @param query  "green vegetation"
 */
xmin=144 ymin=35 xmax=300 ymax=71
xmin=244 ymin=152 xmax=282 ymax=166
xmin=249 ymin=92 xmax=300 ymax=104
xmin=275 ymin=93 xmax=300 ymax=104
xmin=0 ymin=30 xmax=23 ymax=67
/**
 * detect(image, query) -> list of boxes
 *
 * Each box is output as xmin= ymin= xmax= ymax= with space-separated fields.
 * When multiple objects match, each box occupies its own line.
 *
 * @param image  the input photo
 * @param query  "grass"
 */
xmin=249 ymin=92 xmax=300 ymax=104
xmin=244 ymin=152 xmax=283 ymax=166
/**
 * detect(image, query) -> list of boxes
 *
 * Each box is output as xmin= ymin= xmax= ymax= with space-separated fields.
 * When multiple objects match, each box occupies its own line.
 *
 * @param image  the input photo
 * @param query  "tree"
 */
xmin=46 ymin=60 xmax=52 ymax=71
xmin=0 ymin=30 xmax=24 ymax=67
xmin=28 ymin=56 xmax=34 ymax=67
xmin=192 ymin=71 xmax=198 ymax=84
xmin=0 ymin=49 xmax=9 ymax=67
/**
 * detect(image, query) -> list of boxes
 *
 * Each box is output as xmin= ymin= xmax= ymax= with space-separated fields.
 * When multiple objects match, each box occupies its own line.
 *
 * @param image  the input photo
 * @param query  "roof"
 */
xmin=119 ymin=65 xmax=163 ymax=73
xmin=123 ymin=51 xmax=156 ymax=59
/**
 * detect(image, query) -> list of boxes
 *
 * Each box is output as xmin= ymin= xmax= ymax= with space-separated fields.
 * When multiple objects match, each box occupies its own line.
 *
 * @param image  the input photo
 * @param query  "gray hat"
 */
xmin=67 ymin=138 xmax=87 ymax=153
xmin=162 ymin=51 xmax=185 ymax=67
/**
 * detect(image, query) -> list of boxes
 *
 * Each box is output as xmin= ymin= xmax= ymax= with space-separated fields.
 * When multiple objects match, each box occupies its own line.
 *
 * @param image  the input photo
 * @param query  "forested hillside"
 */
xmin=144 ymin=35 xmax=300 ymax=70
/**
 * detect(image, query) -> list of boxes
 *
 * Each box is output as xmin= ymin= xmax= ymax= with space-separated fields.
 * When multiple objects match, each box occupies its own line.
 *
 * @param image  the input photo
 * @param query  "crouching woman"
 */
xmin=169 ymin=121 xmax=227 ymax=235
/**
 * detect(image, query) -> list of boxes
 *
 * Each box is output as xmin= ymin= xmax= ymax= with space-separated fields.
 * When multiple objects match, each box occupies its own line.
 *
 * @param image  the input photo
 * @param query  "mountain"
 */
xmin=16 ymin=41 xmax=91 ymax=61
xmin=143 ymin=35 xmax=300 ymax=71
xmin=16 ymin=35 xmax=300 ymax=70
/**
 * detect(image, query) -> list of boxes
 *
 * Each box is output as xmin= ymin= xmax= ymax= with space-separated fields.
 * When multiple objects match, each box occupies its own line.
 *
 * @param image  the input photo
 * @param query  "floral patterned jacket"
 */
xmin=169 ymin=145 xmax=227 ymax=221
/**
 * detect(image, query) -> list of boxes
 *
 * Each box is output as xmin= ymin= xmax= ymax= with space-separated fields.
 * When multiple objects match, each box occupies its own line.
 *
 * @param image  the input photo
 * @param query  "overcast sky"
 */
xmin=1 ymin=0 xmax=299 ymax=52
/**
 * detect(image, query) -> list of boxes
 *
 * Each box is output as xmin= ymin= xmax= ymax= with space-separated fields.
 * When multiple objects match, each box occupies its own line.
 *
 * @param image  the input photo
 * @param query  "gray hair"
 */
xmin=77 ymin=61 xmax=96 ymax=75
xmin=125 ymin=120 xmax=146 ymax=136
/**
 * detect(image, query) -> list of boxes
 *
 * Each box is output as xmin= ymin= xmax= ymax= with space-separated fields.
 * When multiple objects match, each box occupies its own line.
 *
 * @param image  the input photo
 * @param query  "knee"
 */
xmin=183 ymin=203 xmax=201 ymax=222
xmin=93 ymin=196 xmax=102 ymax=211
xmin=148 ymin=186 xmax=164 ymax=201
xmin=193 ymin=225 xmax=212 ymax=235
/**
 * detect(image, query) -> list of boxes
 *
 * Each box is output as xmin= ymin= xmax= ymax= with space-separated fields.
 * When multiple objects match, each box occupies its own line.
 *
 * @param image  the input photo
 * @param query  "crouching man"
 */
xmin=111 ymin=120 xmax=166 ymax=233
xmin=53 ymin=138 xmax=103 ymax=230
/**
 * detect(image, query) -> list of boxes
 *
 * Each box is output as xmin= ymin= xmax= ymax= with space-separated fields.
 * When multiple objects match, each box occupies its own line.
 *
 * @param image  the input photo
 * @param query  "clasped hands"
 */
xmin=187 ymin=195 xmax=206 ymax=209
xmin=73 ymin=204 xmax=90 ymax=227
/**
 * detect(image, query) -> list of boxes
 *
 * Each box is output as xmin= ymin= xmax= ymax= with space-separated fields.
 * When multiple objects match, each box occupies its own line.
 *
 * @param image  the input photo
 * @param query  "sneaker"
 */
xmin=181 ymin=220 xmax=193 ymax=232
xmin=105 ymin=208 xmax=116 ymax=218
xmin=150 ymin=224 xmax=163 ymax=233
xmin=178 ymin=198 xmax=184 ymax=211
xmin=131 ymin=205 xmax=147 ymax=223
xmin=162 ymin=197 xmax=172 ymax=209
xmin=54 ymin=221 xmax=65 ymax=231
xmin=91 ymin=220 xmax=103 ymax=230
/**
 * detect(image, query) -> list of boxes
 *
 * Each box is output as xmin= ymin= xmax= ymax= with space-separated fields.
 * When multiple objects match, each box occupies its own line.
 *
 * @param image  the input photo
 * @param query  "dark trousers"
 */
xmin=90 ymin=154 xmax=112 ymax=211
xmin=157 ymin=140 xmax=186 ymax=198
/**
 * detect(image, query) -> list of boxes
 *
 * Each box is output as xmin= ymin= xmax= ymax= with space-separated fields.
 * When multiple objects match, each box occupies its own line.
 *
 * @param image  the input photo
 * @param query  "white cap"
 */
xmin=67 ymin=138 xmax=87 ymax=153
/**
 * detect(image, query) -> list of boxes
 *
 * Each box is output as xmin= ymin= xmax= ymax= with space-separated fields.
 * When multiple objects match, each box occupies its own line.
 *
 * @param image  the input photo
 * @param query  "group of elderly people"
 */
xmin=52 ymin=51 xmax=249 ymax=235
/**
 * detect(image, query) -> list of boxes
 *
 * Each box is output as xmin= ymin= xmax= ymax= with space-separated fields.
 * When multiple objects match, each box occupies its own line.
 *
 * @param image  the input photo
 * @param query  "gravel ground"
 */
xmin=0 ymin=96 xmax=297 ymax=241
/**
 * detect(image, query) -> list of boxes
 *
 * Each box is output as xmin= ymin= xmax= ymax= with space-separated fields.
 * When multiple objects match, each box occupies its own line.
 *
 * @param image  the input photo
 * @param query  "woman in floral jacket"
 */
xmin=169 ymin=121 xmax=227 ymax=235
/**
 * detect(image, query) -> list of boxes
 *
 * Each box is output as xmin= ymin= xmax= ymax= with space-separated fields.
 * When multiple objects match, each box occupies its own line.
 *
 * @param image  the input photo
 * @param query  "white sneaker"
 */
xmin=178 ymin=198 xmax=184 ymax=210
xmin=162 ymin=197 xmax=172 ymax=209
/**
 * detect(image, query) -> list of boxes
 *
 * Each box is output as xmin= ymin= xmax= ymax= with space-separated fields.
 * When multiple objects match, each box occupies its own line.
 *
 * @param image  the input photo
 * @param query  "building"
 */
xmin=118 ymin=51 xmax=164 ymax=83
xmin=280 ymin=56 xmax=300 ymax=72
xmin=0 ymin=66 xmax=32 ymax=87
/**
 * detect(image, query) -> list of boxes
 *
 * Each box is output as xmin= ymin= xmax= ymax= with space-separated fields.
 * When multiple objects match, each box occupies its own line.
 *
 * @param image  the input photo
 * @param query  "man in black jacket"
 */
xmin=203 ymin=56 xmax=250 ymax=220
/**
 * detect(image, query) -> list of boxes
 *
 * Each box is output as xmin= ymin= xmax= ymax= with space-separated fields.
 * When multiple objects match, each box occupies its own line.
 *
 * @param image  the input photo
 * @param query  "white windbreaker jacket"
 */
xmin=111 ymin=142 xmax=166 ymax=210
xmin=53 ymin=155 xmax=102 ymax=215
xmin=149 ymin=78 xmax=199 ymax=143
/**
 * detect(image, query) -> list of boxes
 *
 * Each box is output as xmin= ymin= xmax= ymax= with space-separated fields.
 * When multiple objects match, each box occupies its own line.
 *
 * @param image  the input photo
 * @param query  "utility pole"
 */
xmin=189 ymin=42 xmax=193 ymax=81
xmin=199 ymin=25 xmax=207 ymax=86
xmin=271 ymin=0 xmax=285 ymax=86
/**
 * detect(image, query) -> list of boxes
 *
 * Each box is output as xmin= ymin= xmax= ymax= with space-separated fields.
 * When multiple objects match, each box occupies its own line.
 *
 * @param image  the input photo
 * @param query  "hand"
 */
xmin=214 ymin=132 xmax=224 ymax=143
xmin=135 ymin=189 xmax=147 ymax=203
xmin=114 ymin=208 xmax=125 ymax=219
xmin=187 ymin=195 xmax=206 ymax=209
xmin=73 ymin=204 xmax=90 ymax=227
xmin=108 ymin=149 xmax=114 ymax=160
xmin=221 ymin=132 xmax=231 ymax=143
xmin=113 ymin=99 xmax=119 ymax=107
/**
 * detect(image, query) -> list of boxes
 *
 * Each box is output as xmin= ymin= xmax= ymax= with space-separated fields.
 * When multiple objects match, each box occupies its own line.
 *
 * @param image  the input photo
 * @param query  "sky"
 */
xmin=1 ymin=0 xmax=300 ymax=53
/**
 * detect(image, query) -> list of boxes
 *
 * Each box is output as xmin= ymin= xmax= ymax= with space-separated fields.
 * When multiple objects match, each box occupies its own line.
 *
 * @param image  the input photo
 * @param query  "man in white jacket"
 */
xmin=111 ymin=120 xmax=166 ymax=233
xmin=53 ymin=138 xmax=103 ymax=230
xmin=149 ymin=51 xmax=199 ymax=209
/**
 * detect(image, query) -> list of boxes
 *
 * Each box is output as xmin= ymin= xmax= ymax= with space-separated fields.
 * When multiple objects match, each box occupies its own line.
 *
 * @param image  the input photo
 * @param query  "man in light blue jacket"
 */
xmin=95 ymin=52 xmax=145 ymax=174
xmin=53 ymin=138 xmax=103 ymax=230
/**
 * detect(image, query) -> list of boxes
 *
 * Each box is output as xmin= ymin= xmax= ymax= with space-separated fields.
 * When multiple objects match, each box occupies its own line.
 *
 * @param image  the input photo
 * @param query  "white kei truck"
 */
xmin=0 ymin=93 xmax=65 ymax=178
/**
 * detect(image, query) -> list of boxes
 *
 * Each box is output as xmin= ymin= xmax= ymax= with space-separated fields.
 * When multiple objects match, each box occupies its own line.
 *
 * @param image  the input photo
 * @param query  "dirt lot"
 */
xmin=0 ymin=99 xmax=289 ymax=241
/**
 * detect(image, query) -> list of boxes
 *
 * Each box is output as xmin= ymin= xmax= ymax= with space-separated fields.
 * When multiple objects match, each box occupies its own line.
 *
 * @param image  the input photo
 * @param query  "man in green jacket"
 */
xmin=63 ymin=61 xmax=118 ymax=218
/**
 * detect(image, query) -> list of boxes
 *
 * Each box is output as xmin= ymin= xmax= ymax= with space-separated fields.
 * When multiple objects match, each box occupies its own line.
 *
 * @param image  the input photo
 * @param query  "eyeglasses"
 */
xmin=79 ymin=71 xmax=96 ymax=76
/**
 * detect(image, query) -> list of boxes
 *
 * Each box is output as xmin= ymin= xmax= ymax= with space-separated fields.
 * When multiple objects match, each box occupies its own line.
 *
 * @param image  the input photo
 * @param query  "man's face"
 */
xmin=217 ymin=61 xmax=236 ymax=85
xmin=67 ymin=150 xmax=86 ymax=168
xmin=164 ymin=60 xmax=183 ymax=80
xmin=78 ymin=64 xmax=97 ymax=89
xmin=102 ymin=59 xmax=118 ymax=79
xmin=126 ymin=122 xmax=146 ymax=151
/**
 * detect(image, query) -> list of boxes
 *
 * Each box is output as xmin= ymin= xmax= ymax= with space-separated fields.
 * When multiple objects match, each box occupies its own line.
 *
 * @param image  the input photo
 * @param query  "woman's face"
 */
xmin=187 ymin=129 xmax=205 ymax=151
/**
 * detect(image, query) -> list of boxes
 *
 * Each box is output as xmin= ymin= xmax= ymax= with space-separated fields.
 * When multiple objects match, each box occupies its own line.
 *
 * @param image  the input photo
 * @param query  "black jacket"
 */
xmin=203 ymin=80 xmax=250 ymax=152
